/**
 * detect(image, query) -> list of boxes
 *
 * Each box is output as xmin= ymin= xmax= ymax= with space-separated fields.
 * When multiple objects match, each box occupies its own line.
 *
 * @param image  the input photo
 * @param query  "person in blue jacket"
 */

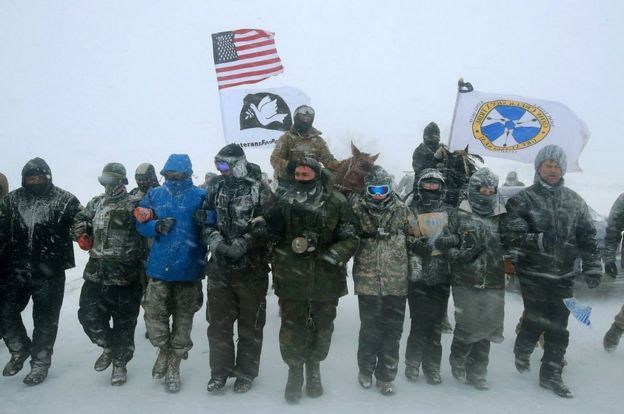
xmin=134 ymin=154 xmax=207 ymax=393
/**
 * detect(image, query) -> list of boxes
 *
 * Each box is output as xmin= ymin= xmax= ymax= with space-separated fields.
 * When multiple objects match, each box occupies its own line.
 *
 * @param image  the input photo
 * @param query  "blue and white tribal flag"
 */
xmin=448 ymin=83 xmax=590 ymax=171
xmin=563 ymin=297 xmax=592 ymax=326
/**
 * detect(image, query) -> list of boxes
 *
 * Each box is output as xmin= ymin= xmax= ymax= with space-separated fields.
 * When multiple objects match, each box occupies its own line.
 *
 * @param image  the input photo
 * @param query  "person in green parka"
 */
xmin=266 ymin=157 xmax=359 ymax=404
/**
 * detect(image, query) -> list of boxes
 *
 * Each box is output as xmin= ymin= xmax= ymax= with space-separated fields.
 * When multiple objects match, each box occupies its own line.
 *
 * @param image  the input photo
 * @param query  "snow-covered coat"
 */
xmin=270 ymin=127 xmax=337 ymax=179
xmin=136 ymin=154 xmax=207 ymax=282
xmin=501 ymin=178 xmax=601 ymax=284
xmin=0 ymin=158 xmax=81 ymax=282
xmin=351 ymin=193 xmax=415 ymax=296
xmin=604 ymin=193 xmax=624 ymax=261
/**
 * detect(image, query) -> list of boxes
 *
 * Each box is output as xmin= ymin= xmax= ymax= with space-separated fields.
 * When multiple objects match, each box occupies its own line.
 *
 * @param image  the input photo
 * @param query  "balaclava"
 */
xmin=293 ymin=105 xmax=315 ymax=135
xmin=215 ymin=144 xmax=248 ymax=182
xmin=99 ymin=162 xmax=128 ymax=197
xmin=135 ymin=163 xmax=159 ymax=193
xmin=468 ymin=168 xmax=499 ymax=217
xmin=414 ymin=168 xmax=446 ymax=213
xmin=423 ymin=121 xmax=440 ymax=150
xmin=21 ymin=157 xmax=53 ymax=196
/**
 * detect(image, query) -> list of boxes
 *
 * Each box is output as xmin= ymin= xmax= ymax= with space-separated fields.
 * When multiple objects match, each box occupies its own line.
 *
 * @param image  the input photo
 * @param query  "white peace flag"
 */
xmin=218 ymin=86 xmax=310 ymax=148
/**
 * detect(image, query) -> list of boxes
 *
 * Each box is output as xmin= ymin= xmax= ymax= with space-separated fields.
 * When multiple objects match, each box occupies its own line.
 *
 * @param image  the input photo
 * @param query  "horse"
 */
xmin=437 ymin=144 xmax=483 ymax=206
xmin=332 ymin=142 xmax=379 ymax=197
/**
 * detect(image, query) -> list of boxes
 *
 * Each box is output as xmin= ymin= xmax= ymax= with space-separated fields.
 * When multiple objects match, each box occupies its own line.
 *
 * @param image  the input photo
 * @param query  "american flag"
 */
xmin=212 ymin=29 xmax=284 ymax=90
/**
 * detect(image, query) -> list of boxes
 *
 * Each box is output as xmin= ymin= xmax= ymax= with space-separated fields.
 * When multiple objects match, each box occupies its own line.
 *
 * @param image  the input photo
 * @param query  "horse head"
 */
xmin=334 ymin=142 xmax=379 ymax=194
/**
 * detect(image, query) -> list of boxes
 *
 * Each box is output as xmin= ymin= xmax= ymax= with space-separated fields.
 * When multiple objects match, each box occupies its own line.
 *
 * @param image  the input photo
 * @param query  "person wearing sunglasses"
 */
xmin=264 ymin=157 xmax=359 ymax=403
xmin=270 ymin=105 xmax=339 ymax=183
xmin=198 ymin=144 xmax=274 ymax=394
xmin=73 ymin=163 xmax=144 ymax=386
xmin=134 ymin=154 xmax=207 ymax=393
xmin=350 ymin=166 xmax=418 ymax=395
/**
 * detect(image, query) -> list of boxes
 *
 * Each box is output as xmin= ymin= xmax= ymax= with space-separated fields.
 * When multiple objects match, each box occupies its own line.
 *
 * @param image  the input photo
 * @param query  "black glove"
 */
xmin=434 ymin=233 xmax=460 ymax=251
xmin=73 ymin=221 xmax=89 ymax=238
xmin=410 ymin=237 xmax=432 ymax=256
xmin=194 ymin=209 xmax=208 ymax=225
xmin=585 ymin=273 xmax=601 ymax=289
xmin=155 ymin=218 xmax=175 ymax=235
xmin=250 ymin=217 xmax=268 ymax=241
xmin=226 ymin=238 xmax=248 ymax=262
xmin=211 ymin=241 xmax=230 ymax=262
xmin=604 ymin=260 xmax=618 ymax=278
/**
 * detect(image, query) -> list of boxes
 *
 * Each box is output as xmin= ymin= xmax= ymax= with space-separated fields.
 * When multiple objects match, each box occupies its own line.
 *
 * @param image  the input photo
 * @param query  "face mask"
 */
xmin=25 ymin=182 xmax=49 ymax=196
xmin=104 ymin=183 xmax=125 ymax=197
xmin=416 ymin=189 xmax=445 ymax=212
xmin=468 ymin=192 xmax=496 ymax=216
xmin=294 ymin=115 xmax=313 ymax=134
xmin=423 ymin=136 xmax=440 ymax=149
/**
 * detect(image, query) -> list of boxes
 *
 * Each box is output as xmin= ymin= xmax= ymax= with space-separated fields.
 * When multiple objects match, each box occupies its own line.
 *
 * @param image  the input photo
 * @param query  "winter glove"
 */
xmin=604 ymin=260 xmax=618 ymax=278
xmin=133 ymin=207 xmax=155 ymax=223
xmin=73 ymin=221 xmax=89 ymax=238
xmin=410 ymin=237 xmax=432 ymax=256
xmin=155 ymin=217 xmax=175 ymax=235
xmin=210 ymin=241 xmax=230 ymax=263
xmin=434 ymin=233 xmax=460 ymax=251
xmin=194 ymin=209 xmax=208 ymax=225
xmin=250 ymin=216 xmax=268 ymax=241
xmin=77 ymin=234 xmax=93 ymax=251
xmin=225 ymin=237 xmax=248 ymax=262
xmin=584 ymin=272 xmax=601 ymax=289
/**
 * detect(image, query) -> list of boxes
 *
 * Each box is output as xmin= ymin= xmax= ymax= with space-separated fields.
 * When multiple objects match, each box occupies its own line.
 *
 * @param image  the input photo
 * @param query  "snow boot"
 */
xmin=164 ymin=355 xmax=181 ymax=393
xmin=467 ymin=375 xmax=488 ymax=390
xmin=358 ymin=371 xmax=372 ymax=389
xmin=23 ymin=364 xmax=48 ymax=386
xmin=424 ymin=368 xmax=441 ymax=385
xmin=111 ymin=364 xmax=127 ymax=386
xmin=376 ymin=380 xmax=395 ymax=396
xmin=233 ymin=377 xmax=253 ymax=394
xmin=2 ymin=352 xmax=29 ymax=377
xmin=284 ymin=364 xmax=304 ymax=404
xmin=404 ymin=364 xmax=419 ymax=382
xmin=305 ymin=361 xmax=323 ymax=398
xmin=603 ymin=323 xmax=624 ymax=352
xmin=451 ymin=364 xmax=466 ymax=382
xmin=514 ymin=352 xmax=530 ymax=373
xmin=539 ymin=363 xmax=573 ymax=398
xmin=152 ymin=348 xmax=170 ymax=380
xmin=206 ymin=376 xmax=227 ymax=393
xmin=94 ymin=348 xmax=113 ymax=372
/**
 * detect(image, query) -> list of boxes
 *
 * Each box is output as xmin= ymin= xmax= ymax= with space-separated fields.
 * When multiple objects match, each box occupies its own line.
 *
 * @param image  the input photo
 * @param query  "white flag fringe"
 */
xmin=448 ymin=85 xmax=589 ymax=171
xmin=219 ymin=86 xmax=310 ymax=148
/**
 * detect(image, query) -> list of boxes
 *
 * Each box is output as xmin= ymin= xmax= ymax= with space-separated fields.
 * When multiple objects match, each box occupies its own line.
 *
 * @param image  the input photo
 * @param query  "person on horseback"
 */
xmin=270 ymin=105 xmax=339 ymax=184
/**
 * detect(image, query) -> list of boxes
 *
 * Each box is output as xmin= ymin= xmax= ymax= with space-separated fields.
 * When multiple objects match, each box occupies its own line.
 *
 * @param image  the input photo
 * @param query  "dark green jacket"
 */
xmin=268 ymin=173 xmax=359 ymax=301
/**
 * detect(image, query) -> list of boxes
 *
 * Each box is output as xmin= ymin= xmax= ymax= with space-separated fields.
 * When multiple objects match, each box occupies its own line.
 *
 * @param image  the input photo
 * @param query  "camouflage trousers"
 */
xmin=405 ymin=282 xmax=450 ymax=376
xmin=279 ymin=299 xmax=338 ymax=367
xmin=78 ymin=280 xmax=142 ymax=365
xmin=613 ymin=305 xmax=624 ymax=330
xmin=143 ymin=278 xmax=203 ymax=359
xmin=207 ymin=274 xmax=268 ymax=380
xmin=357 ymin=295 xmax=406 ymax=382
xmin=0 ymin=273 xmax=65 ymax=368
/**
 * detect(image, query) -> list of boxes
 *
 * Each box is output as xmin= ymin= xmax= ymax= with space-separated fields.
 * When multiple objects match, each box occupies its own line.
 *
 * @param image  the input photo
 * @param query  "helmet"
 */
xmin=293 ymin=105 xmax=315 ymax=133
xmin=215 ymin=144 xmax=248 ymax=178
xmin=364 ymin=165 xmax=393 ymax=203
xmin=98 ymin=162 xmax=128 ymax=186
xmin=414 ymin=168 xmax=446 ymax=212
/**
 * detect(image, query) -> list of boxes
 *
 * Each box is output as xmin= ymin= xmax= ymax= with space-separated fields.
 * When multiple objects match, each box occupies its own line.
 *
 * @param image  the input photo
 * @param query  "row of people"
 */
xmin=1 ymin=111 xmax=622 ymax=402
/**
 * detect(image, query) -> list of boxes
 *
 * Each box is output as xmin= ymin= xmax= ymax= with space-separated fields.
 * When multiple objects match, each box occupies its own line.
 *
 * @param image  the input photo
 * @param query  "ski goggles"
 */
xmin=295 ymin=105 xmax=314 ymax=116
xmin=215 ymin=160 xmax=230 ymax=173
xmin=366 ymin=185 xmax=390 ymax=196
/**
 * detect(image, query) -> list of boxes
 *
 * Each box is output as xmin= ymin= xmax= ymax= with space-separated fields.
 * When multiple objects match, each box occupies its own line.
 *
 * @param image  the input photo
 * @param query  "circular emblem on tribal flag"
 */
xmin=472 ymin=100 xmax=551 ymax=151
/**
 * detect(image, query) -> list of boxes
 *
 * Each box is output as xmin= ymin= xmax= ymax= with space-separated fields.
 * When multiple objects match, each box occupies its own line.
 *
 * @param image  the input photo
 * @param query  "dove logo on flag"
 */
xmin=563 ymin=297 xmax=592 ymax=326
xmin=239 ymin=93 xmax=291 ymax=131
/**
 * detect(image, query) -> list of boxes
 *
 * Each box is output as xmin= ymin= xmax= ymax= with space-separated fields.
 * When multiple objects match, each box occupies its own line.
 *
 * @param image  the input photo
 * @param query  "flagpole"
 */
xmin=447 ymin=78 xmax=473 ymax=150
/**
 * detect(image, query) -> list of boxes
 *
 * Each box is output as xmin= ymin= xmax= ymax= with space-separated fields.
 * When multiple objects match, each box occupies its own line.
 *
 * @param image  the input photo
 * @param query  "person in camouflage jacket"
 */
xmin=266 ymin=157 xmax=359 ymax=403
xmin=443 ymin=168 xmax=506 ymax=391
xmin=602 ymin=193 xmax=624 ymax=351
xmin=270 ymin=105 xmax=339 ymax=181
xmin=198 ymin=144 xmax=275 ymax=394
xmin=74 ymin=163 xmax=144 ymax=386
xmin=0 ymin=158 xmax=81 ymax=385
xmin=351 ymin=166 xmax=418 ymax=395
xmin=501 ymin=145 xmax=602 ymax=398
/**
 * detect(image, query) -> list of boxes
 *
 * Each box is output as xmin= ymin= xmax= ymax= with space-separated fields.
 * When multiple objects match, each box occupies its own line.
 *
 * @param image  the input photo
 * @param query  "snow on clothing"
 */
xmin=351 ymin=192 xmax=416 ymax=296
xmin=501 ymin=148 xmax=601 ymax=382
xmin=270 ymin=127 xmax=337 ymax=180
xmin=136 ymin=155 xmax=207 ymax=282
xmin=74 ymin=188 xmax=143 ymax=366
xmin=199 ymin=161 xmax=274 ymax=381
xmin=604 ymin=192 xmax=624 ymax=262
xmin=0 ymin=157 xmax=81 ymax=370
xmin=613 ymin=305 xmax=624 ymax=330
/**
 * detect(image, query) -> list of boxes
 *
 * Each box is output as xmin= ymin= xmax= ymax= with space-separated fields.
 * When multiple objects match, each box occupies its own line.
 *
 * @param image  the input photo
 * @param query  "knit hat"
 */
xmin=534 ymin=145 xmax=567 ymax=176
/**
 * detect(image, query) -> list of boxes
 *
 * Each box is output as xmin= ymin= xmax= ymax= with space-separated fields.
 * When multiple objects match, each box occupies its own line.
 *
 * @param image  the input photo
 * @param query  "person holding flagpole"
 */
xmin=501 ymin=144 xmax=602 ymax=398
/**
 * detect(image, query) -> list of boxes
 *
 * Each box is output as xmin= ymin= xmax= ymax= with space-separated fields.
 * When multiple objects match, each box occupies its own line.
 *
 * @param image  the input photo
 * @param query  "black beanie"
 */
xmin=216 ymin=144 xmax=245 ymax=159
xmin=423 ymin=122 xmax=440 ymax=139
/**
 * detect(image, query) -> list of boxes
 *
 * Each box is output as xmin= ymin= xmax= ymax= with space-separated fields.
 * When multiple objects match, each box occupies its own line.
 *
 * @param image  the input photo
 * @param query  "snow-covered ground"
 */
xmin=1 ymin=250 xmax=623 ymax=414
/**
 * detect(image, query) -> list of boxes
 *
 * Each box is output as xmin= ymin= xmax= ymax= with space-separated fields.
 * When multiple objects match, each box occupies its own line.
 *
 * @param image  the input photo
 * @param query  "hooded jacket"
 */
xmin=501 ymin=146 xmax=601 ymax=283
xmin=0 ymin=158 xmax=81 ymax=281
xmin=136 ymin=154 xmax=207 ymax=282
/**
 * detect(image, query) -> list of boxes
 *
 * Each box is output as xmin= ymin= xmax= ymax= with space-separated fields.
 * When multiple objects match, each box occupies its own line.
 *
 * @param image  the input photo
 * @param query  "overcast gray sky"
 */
xmin=1 ymin=0 xmax=623 ymax=211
